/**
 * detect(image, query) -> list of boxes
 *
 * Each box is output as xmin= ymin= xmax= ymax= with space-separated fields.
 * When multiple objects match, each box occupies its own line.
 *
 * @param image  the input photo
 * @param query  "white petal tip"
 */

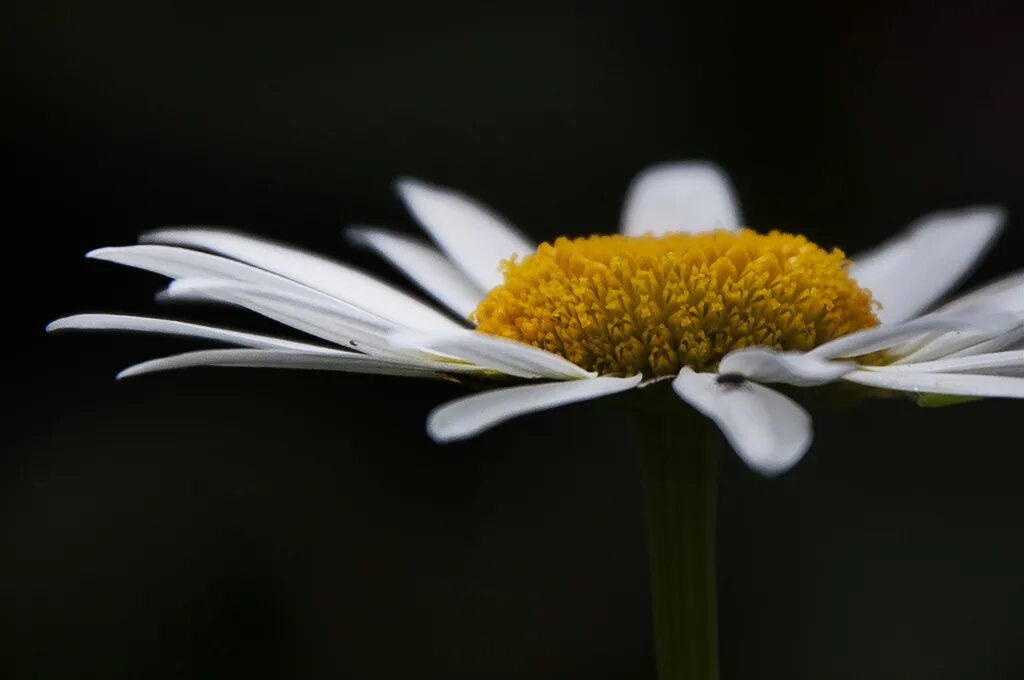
xmin=138 ymin=227 xmax=222 ymax=245
xmin=622 ymin=161 xmax=742 ymax=236
xmin=85 ymin=247 xmax=119 ymax=261
xmin=394 ymin=178 xmax=434 ymax=206
xmin=344 ymin=225 xmax=373 ymax=246
xmin=971 ymin=204 xmax=1007 ymax=227
xmin=137 ymin=229 xmax=182 ymax=245
xmin=425 ymin=419 xmax=461 ymax=444
xmin=394 ymin=176 xmax=425 ymax=194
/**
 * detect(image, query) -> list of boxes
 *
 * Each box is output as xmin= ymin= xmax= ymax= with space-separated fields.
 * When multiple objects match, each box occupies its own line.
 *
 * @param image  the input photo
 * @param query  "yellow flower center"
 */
xmin=472 ymin=230 xmax=879 ymax=377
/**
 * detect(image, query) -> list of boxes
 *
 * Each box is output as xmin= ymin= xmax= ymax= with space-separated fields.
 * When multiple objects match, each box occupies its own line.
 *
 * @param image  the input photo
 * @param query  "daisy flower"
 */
xmin=48 ymin=162 xmax=1023 ymax=476
xmin=48 ymin=161 xmax=1023 ymax=678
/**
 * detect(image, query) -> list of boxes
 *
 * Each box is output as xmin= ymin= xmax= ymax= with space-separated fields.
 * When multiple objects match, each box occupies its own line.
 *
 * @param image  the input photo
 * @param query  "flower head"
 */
xmin=474 ymin=230 xmax=878 ymax=376
xmin=49 ymin=162 xmax=1023 ymax=475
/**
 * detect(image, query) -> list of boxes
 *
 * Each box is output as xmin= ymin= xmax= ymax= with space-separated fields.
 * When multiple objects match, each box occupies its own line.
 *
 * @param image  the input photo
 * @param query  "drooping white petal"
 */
xmin=848 ymin=207 xmax=1005 ymax=324
xmin=672 ymin=368 xmax=812 ymax=477
xmin=347 ymin=226 xmax=484 ymax=320
xmin=118 ymin=349 xmax=453 ymax=380
xmin=427 ymin=374 xmax=642 ymax=442
xmin=843 ymin=369 xmax=1024 ymax=399
xmin=620 ymin=161 xmax=742 ymax=237
xmin=139 ymin=229 xmax=462 ymax=331
xmin=864 ymin=351 xmax=1024 ymax=376
xmin=718 ymin=346 xmax=856 ymax=386
xmin=46 ymin=314 xmax=336 ymax=352
xmin=395 ymin=179 xmax=534 ymax=291
xmin=390 ymin=329 xmax=594 ymax=380
xmin=809 ymin=311 xmax=1020 ymax=360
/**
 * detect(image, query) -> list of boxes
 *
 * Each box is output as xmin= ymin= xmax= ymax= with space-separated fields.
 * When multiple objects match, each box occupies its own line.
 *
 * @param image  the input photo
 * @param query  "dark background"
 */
xmin=5 ymin=2 xmax=1023 ymax=678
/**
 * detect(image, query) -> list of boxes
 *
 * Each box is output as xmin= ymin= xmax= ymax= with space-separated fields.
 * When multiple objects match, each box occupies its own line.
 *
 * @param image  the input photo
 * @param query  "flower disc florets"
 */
xmin=473 ymin=230 xmax=879 ymax=377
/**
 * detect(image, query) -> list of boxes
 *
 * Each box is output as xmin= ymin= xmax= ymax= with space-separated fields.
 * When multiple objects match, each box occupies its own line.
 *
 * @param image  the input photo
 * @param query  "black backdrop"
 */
xmin=6 ymin=2 xmax=1023 ymax=678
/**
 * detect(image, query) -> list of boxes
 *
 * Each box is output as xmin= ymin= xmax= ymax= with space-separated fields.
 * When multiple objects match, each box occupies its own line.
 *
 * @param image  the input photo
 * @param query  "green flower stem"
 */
xmin=633 ymin=407 xmax=719 ymax=680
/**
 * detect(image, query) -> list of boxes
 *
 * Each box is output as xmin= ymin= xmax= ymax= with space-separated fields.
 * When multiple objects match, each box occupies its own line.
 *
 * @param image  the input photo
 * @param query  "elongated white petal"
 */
xmin=938 ymin=269 xmax=1024 ymax=314
xmin=163 ymin=278 xmax=392 ymax=330
xmin=91 ymin=244 xmax=303 ymax=287
xmin=809 ymin=311 xmax=1019 ymax=360
xmin=160 ymin=278 xmax=401 ymax=354
xmin=139 ymin=229 xmax=461 ymax=331
xmin=347 ymin=226 xmax=484 ymax=320
xmin=718 ymin=347 xmax=855 ymax=386
xmin=888 ymin=310 xmax=1024 ymax=363
xmin=90 ymin=245 xmax=460 ymax=357
xmin=945 ymin=323 xmax=1024 ymax=358
xmin=395 ymin=179 xmax=534 ymax=291
xmin=427 ymin=375 xmax=642 ymax=442
xmin=672 ymin=368 xmax=811 ymax=477
xmin=160 ymin=279 xmax=484 ymax=370
xmin=843 ymin=370 xmax=1024 ymax=399
xmin=848 ymin=207 xmax=1005 ymax=324
xmin=118 ymin=349 xmax=450 ymax=380
xmin=391 ymin=329 xmax=594 ymax=380
xmin=865 ymin=351 xmax=1024 ymax=375
xmin=90 ymin=245 xmax=411 ymax=330
xmin=620 ymin=162 xmax=742 ymax=237
xmin=46 ymin=314 xmax=335 ymax=352
xmin=887 ymin=277 xmax=1023 ymax=363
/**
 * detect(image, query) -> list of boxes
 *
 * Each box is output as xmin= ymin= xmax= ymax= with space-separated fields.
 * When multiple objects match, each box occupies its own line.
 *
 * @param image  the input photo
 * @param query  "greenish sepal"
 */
xmin=916 ymin=393 xmax=985 ymax=408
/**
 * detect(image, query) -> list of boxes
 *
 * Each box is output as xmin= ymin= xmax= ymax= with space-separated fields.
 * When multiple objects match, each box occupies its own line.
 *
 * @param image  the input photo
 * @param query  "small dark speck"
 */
xmin=349 ymin=340 xmax=358 ymax=347
xmin=716 ymin=373 xmax=747 ymax=388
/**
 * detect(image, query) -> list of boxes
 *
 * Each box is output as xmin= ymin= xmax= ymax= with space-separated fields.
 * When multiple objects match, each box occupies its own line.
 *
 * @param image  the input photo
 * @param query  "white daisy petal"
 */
xmin=620 ymin=161 xmax=742 ymax=237
xmin=865 ymin=351 xmax=1024 ymax=376
xmin=118 ymin=349 xmax=451 ymax=380
xmin=347 ymin=226 xmax=484 ymax=320
xmin=46 ymin=314 xmax=336 ymax=352
xmin=718 ymin=346 xmax=855 ymax=386
xmin=891 ymin=330 xmax=993 ymax=364
xmin=848 ymin=207 xmax=1005 ymax=324
xmin=160 ymin=278 xmax=402 ymax=355
xmin=91 ymin=244 xmax=305 ymax=289
xmin=390 ymin=329 xmax=594 ymax=380
xmin=95 ymin=247 xmax=404 ymax=352
xmin=395 ymin=178 xmax=534 ymax=291
xmin=427 ymin=374 xmax=642 ymax=443
xmin=843 ymin=370 xmax=1024 ymax=399
xmin=155 ymin=280 xmax=491 ymax=375
xmin=945 ymin=323 xmax=1024 ymax=358
xmin=89 ymin=244 xmax=449 ymax=335
xmin=888 ymin=307 xmax=1024 ymax=363
xmin=139 ymin=229 xmax=462 ymax=331
xmin=672 ymin=368 xmax=812 ymax=477
xmin=937 ymin=269 xmax=1024 ymax=315
xmin=891 ymin=316 xmax=1024 ymax=364
xmin=809 ymin=311 xmax=1019 ymax=360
